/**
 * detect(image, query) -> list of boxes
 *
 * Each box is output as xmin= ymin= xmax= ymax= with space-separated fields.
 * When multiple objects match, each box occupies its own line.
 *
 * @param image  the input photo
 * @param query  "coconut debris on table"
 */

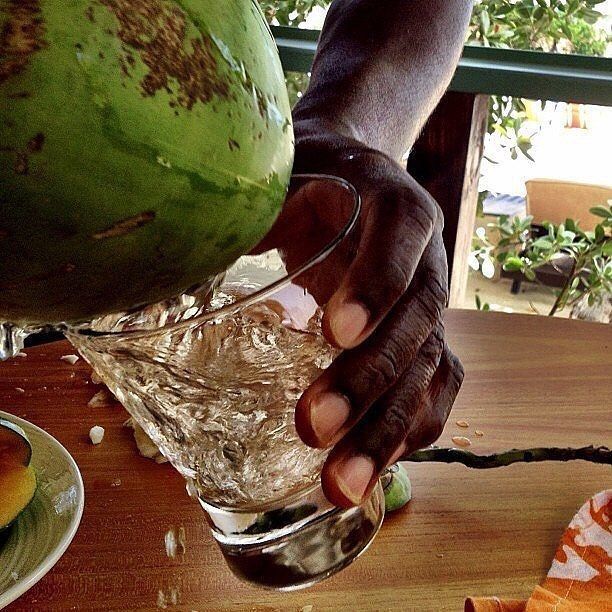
xmin=87 ymin=388 xmax=115 ymax=408
xmin=89 ymin=425 xmax=105 ymax=445
xmin=164 ymin=526 xmax=186 ymax=559
xmin=451 ymin=436 xmax=472 ymax=447
xmin=157 ymin=587 xmax=179 ymax=609
xmin=164 ymin=529 xmax=178 ymax=559
xmin=60 ymin=354 xmax=79 ymax=365
xmin=124 ymin=417 xmax=168 ymax=464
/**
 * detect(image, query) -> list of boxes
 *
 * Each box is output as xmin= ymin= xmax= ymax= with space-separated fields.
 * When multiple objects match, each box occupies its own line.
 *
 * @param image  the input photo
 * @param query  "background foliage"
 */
xmin=260 ymin=0 xmax=610 ymax=140
xmin=471 ymin=203 xmax=612 ymax=315
xmin=259 ymin=1 xmax=612 ymax=314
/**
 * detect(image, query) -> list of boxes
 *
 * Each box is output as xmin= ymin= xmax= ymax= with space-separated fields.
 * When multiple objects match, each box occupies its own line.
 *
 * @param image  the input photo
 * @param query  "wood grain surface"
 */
xmin=1 ymin=310 xmax=610 ymax=612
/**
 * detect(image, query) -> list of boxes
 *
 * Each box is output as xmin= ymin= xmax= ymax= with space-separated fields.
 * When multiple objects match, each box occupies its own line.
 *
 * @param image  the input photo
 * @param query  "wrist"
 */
xmin=293 ymin=111 xmax=366 ymax=149
xmin=292 ymin=120 xmax=372 ymax=178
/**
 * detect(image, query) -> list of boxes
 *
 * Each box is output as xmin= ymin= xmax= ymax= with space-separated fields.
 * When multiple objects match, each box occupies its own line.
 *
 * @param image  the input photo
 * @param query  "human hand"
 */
xmin=291 ymin=128 xmax=465 ymax=509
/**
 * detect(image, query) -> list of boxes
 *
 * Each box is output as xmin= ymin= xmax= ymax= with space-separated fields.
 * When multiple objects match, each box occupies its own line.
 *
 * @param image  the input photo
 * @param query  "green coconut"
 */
xmin=0 ymin=0 xmax=293 ymax=325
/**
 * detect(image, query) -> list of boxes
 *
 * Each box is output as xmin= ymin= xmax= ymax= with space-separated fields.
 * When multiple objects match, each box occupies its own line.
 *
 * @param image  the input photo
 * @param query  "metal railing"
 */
xmin=272 ymin=26 xmax=612 ymax=106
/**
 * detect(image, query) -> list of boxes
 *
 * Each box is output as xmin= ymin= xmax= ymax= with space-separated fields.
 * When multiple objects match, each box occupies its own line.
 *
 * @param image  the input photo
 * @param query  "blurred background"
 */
xmin=261 ymin=0 xmax=612 ymax=322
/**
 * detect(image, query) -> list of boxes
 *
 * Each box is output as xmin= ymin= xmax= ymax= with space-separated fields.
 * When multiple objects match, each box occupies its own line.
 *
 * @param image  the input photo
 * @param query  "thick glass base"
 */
xmin=200 ymin=482 xmax=385 ymax=590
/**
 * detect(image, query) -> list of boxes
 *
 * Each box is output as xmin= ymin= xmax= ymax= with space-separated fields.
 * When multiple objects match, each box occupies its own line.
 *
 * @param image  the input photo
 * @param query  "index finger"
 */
xmin=322 ymin=178 xmax=440 ymax=349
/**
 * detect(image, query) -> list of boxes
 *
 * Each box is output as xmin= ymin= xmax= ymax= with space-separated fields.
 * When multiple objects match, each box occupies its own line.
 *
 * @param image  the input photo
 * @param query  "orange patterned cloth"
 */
xmin=466 ymin=490 xmax=612 ymax=612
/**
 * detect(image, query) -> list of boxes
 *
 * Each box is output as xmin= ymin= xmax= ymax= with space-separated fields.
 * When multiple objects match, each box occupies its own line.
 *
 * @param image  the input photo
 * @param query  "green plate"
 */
xmin=0 ymin=411 xmax=84 ymax=609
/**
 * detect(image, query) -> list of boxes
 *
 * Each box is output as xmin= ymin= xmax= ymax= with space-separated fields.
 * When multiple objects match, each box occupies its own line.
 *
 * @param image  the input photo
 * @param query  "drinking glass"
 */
xmin=66 ymin=175 xmax=385 ymax=590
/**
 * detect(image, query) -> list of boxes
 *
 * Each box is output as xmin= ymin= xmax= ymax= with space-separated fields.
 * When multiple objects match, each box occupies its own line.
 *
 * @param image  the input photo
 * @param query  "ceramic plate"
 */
xmin=0 ymin=411 xmax=84 ymax=610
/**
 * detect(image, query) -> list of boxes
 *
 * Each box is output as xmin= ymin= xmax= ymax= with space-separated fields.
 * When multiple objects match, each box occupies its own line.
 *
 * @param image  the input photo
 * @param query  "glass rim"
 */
xmin=68 ymin=173 xmax=361 ymax=340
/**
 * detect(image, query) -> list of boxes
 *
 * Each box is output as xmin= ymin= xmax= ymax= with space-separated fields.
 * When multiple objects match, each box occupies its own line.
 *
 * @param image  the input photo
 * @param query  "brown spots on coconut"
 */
xmin=92 ymin=211 xmax=155 ymax=240
xmin=100 ymin=0 xmax=231 ymax=110
xmin=7 ymin=91 xmax=32 ymax=99
xmin=19 ymin=262 xmax=77 ymax=285
xmin=11 ymin=132 xmax=45 ymax=176
xmin=0 ymin=0 xmax=48 ymax=85
xmin=14 ymin=152 xmax=28 ymax=175
xmin=26 ymin=132 xmax=44 ymax=152
xmin=118 ymin=55 xmax=131 ymax=78
xmin=84 ymin=5 xmax=96 ymax=23
xmin=228 ymin=138 xmax=240 ymax=151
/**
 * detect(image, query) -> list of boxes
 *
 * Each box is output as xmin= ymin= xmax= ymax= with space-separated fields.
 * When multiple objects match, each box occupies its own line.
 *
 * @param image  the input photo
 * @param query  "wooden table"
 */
xmin=2 ymin=311 xmax=611 ymax=611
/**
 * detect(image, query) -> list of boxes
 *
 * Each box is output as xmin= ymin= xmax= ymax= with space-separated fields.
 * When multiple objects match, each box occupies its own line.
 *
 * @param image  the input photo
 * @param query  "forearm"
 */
xmin=293 ymin=0 xmax=472 ymax=161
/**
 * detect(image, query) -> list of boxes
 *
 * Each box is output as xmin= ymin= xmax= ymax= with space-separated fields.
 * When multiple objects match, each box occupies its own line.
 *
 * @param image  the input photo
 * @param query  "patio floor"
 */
xmin=461 ymin=269 xmax=571 ymax=318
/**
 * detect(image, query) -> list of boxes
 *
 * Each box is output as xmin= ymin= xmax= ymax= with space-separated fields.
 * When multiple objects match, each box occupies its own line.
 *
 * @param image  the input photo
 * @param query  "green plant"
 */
xmin=474 ymin=294 xmax=491 ymax=311
xmin=468 ymin=0 xmax=609 ymax=162
xmin=471 ymin=202 xmax=612 ymax=316
xmin=468 ymin=0 xmax=608 ymax=53
xmin=261 ymin=0 xmax=609 ymax=159
xmin=486 ymin=96 xmax=536 ymax=162
xmin=259 ymin=0 xmax=328 ymax=26
xmin=284 ymin=70 xmax=311 ymax=107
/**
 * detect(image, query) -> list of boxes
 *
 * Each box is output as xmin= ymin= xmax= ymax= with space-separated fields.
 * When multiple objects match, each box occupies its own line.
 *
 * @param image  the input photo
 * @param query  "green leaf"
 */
xmin=603 ymin=241 xmax=612 ymax=257
xmin=590 ymin=206 xmax=611 ymax=219
xmin=532 ymin=237 xmax=554 ymax=249
xmin=595 ymin=225 xmax=605 ymax=242
xmin=480 ymin=9 xmax=490 ymax=33
xmin=496 ymin=4 xmax=514 ymax=16
xmin=503 ymin=257 xmax=524 ymax=272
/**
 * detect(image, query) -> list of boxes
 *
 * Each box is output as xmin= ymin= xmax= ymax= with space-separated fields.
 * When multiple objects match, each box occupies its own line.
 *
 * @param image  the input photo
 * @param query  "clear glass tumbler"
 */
xmin=67 ymin=175 xmax=385 ymax=590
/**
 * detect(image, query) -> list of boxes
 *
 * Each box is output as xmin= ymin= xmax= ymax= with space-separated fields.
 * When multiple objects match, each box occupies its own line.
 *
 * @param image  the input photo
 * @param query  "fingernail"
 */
xmin=331 ymin=302 xmax=369 ymax=348
xmin=310 ymin=392 xmax=351 ymax=444
xmin=336 ymin=455 xmax=376 ymax=505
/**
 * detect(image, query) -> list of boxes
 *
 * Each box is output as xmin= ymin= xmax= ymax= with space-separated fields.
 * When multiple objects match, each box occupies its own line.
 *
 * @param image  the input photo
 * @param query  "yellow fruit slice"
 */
xmin=0 ymin=419 xmax=32 ymax=467
xmin=0 ymin=464 xmax=37 ymax=530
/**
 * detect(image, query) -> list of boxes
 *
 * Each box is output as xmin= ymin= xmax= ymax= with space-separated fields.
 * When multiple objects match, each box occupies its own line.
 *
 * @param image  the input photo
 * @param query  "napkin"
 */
xmin=465 ymin=489 xmax=611 ymax=612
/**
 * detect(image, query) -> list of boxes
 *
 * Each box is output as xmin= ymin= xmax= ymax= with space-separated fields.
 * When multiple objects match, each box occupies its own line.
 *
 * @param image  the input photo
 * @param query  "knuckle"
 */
xmin=446 ymin=349 xmax=465 ymax=389
xmin=354 ymin=348 xmax=401 ymax=395
xmin=419 ymin=409 xmax=447 ymax=447
xmin=410 ymin=192 xmax=438 ymax=233
xmin=359 ymin=404 xmax=409 ymax=467
xmin=415 ymin=292 xmax=444 ymax=328
xmin=421 ymin=341 xmax=442 ymax=371
xmin=384 ymin=402 xmax=410 ymax=439
xmin=384 ymin=258 xmax=411 ymax=298
xmin=426 ymin=272 xmax=449 ymax=308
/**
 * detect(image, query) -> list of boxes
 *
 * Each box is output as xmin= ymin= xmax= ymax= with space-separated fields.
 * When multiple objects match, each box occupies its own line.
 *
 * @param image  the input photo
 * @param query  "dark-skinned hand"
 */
xmin=289 ymin=128 xmax=465 ymax=509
